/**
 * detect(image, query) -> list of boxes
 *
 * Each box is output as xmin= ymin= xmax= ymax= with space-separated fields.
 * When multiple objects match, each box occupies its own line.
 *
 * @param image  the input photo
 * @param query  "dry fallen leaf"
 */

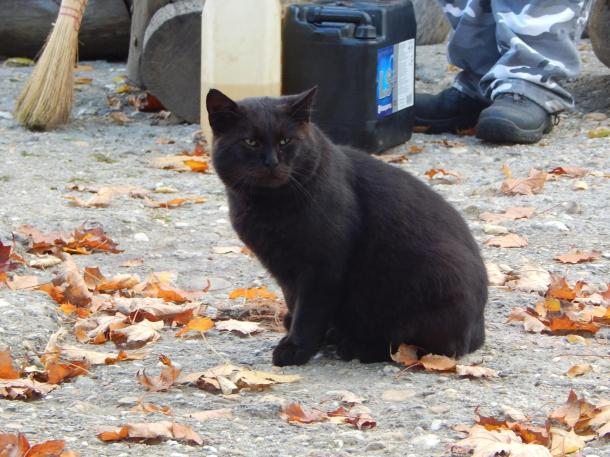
xmin=452 ymin=425 xmax=552 ymax=457
xmin=506 ymin=260 xmax=551 ymax=294
xmin=143 ymin=196 xmax=206 ymax=209
xmin=109 ymin=111 xmax=132 ymax=125
xmin=0 ymin=433 xmax=75 ymax=457
xmin=137 ymin=355 xmax=181 ymax=392
xmin=188 ymin=408 xmax=233 ymax=422
xmin=375 ymin=153 xmax=409 ymax=163
xmin=212 ymin=246 xmax=243 ymax=254
xmin=485 ymin=233 xmax=528 ymax=248
xmin=0 ymin=378 xmax=57 ymax=400
xmin=130 ymin=401 xmax=173 ymax=416
xmin=215 ymin=319 xmax=262 ymax=336
xmin=111 ymin=319 xmax=164 ymax=349
xmin=548 ymin=167 xmax=588 ymax=178
xmin=17 ymin=224 xmax=121 ymax=255
xmin=586 ymin=126 xmax=610 ymax=138
xmin=456 ymin=365 xmax=499 ymax=379
xmin=500 ymin=168 xmax=547 ymax=196
xmin=424 ymin=168 xmax=462 ymax=184
xmin=279 ymin=403 xmax=327 ymax=424
xmin=229 ymin=287 xmax=277 ymax=300
xmin=554 ymin=249 xmax=601 ymax=264
xmin=549 ymin=428 xmax=587 ymax=456
xmin=566 ymin=364 xmax=592 ymax=378
xmin=98 ymin=421 xmax=203 ymax=445
xmin=390 ymin=344 xmax=419 ymax=366
xmin=6 ymin=275 xmax=39 ymax=290
xmin=0 ymin=350 xmax=21 ymax=379
xmin=175 ymin=317 xmax=214 ymax=337
xmin=65 ymin=185 xmax=148 ymax=208
xmin=479 ymin=207 xmax=535 ymax=224
xmin=420 ymin=354 xmax=457 ymax=372
xmin=150 ymin=155 xmax=209 ymax=173
xmin=60 ymin=345 xmax=145 ymax=366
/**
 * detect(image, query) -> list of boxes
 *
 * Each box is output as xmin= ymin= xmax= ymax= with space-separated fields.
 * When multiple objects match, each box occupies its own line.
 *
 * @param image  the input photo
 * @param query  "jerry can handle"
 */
xmin=305 ymin=6 xmax=376 ymax=39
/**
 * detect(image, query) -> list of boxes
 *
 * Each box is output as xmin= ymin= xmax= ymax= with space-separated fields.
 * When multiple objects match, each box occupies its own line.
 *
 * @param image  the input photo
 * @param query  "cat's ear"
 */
xmin=206 ymin=89 xmax=242 ymax=134
xmin=287 ymin=86 xmax=317 ymax=123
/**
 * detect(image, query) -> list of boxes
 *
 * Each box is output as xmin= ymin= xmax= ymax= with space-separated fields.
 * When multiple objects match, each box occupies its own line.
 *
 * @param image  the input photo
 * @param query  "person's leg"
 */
xmin=415 ymin=1 xmax=498 ymax=133
xmin=476 ymin=0 xmax=593 ymax=142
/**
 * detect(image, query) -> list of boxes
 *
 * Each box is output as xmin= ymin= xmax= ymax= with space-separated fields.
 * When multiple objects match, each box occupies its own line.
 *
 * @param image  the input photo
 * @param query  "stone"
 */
xmin=133 ymin=232 xmax=150 ymax=242
xmin=483 ymin=224 xmax=509 ymax=235
xmin=410 ymin=434 xmax=440 ymax=449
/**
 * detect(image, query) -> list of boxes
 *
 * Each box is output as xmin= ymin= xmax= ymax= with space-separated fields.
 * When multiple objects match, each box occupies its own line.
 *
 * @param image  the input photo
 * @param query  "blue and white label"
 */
xmin=377 ymin=38 xmax=414 ymax=118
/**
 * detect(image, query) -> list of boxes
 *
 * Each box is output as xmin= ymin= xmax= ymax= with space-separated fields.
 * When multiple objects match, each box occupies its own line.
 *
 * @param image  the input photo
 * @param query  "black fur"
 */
xmin=206 ymin=88 xmax=488 ymax=366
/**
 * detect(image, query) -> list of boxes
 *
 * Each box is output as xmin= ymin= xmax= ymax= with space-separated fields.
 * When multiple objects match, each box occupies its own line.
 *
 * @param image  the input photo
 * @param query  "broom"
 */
xmin=14 ymin=0 xmax=88 ymax=130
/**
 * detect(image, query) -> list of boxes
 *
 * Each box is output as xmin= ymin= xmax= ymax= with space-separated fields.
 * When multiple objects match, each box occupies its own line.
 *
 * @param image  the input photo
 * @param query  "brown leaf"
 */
xmin=390 ymin=344 xmax=419 ymax=367
xmin=452 ymin=425 xmax=552 ymax=457
xmin=566 ymin=364 xmax=592 ymax=378
xmin=6 ymin=275 xmax=39 ymax=290
xmin=456 ymin=365 xmax=499 ymax=378
xmin=65 ymin=186 xmax=148 ymax=208
xmin=60 ymin=345 xmax=145 ymax=366
xmin=375 ymin=153 xmax=409 ymax=163
xmin=507 ymin=260 xmax=551 ymax=294
xmin=500 ymin=168 xmax=547 ymax=195
xmin=215 ymin=319 xmax=261 ymax=336
xmin=548 ymin=167 xmax=588 ymax=178
xmin=554 ymin=249 xmax=601 ymax=264
xmin=546 ymin=316 xmax=599 ymax=336
xmin=46 ymin=360 xmax=90 ymax=385
xmin=111 ymin=319 xmax=164 ymax=349
xmin=549 ymin=390 xmax=593 ymax=429
xmin=130 ymin=402 xmax=173 ymax=416
xmin=98 ymin=422 xmax=203 ymax=445
xmin=137 ymin=355 xmax=181 ymax=392
xmin=547 ymin=275 xmax=586 ymax=301
xmin=188 ymin=408 xmax=233 ymax=422
xmin=143 ymin=196 xmax=206 ymax=209
xmin=150 ymin=155 xmax=209 ymax=173
xmin=0 ymin=350 xmax=22 ymax=379
xmin=109 ymin=111 xmax=132 ymax=125
xmin=0 ymin=379 xmax=57 ymax=400
xmin=424 ymin=168 xmax=462 ymax=184
xmin=17 ymin=224 xmax=121 ymax=255
xmin=279 ymin=403 xmax=327 ymax=424
xmin=228 ymin=287 xmax=277 ymax=300
xmin=175 ymin=317 xmax=214 ymax=337
xmin=549 ymin=428 xmax=587 ymax=456
xmin=420 ymin=354 xmax=457 ymax=372
xmin=480 ymin=207 xmax=535 ymax=224
xmin=485 ymin=233 xmax=528 ymax=248
xmin=0 ymin=433 xmax=30 ymax=454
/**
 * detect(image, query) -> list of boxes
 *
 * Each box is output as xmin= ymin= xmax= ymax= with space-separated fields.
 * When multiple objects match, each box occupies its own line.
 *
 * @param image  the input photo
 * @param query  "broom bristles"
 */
xmin=14 ymin=0 xmax=88 ymax=131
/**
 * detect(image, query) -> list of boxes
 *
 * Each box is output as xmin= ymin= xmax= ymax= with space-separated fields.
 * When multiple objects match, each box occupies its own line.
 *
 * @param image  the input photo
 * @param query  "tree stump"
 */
xmin=589 ymin=0 xmax=610 ymax=68
xmin=0 ymin=0 xmax=130 ymax=60
xmin=412 ymin=0 xmax=452 ymax=45
xmin=126 ymin=0 xmax=175 ymax=85
xmin=141 ymin=0 xmax=203 ymax=123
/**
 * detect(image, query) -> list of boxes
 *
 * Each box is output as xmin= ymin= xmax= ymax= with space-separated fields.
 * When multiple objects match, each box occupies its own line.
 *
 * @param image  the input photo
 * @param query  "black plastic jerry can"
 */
xmin=283 ymin=1 xmax=416 ymax=153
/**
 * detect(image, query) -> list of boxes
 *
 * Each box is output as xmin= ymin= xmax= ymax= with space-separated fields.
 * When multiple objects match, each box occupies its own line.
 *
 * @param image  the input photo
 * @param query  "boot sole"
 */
xmin=414 ymin=115 xmax=479 ymax=134
xmin=476 ymin=116 xmax=552 ymax=144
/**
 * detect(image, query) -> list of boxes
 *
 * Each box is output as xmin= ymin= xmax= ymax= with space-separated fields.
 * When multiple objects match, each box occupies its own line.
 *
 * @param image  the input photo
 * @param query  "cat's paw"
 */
xmin=272 ymin=339 xmax=316 ymax=366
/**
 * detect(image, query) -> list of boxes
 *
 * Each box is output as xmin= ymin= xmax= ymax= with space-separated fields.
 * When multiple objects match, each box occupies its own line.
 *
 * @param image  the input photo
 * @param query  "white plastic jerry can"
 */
xmin=201 ymin=0 xmax=282 ymax=143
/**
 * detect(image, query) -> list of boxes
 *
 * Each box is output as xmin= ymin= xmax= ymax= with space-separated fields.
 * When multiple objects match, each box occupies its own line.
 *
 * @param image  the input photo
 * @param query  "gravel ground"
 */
xmin=0 ymin=42 xmax=609 ymax=457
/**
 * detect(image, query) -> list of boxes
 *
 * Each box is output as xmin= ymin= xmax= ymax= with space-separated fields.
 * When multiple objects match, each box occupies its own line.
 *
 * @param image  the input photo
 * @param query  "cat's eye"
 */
xmin=243 ymin=138 xmax=259 ymax=147
xmin=279 ymin=138 xmax=292 ymax=146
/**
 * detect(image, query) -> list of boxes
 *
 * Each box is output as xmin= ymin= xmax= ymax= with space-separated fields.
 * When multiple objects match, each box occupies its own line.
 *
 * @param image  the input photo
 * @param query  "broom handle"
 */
xmin=58 ymin=0 xmax=89 ymax=31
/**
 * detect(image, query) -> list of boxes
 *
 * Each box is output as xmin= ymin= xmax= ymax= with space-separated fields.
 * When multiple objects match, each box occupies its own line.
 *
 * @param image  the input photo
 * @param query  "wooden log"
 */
xmin=141 ymin=1 xmax=203 ymax=123
xmin=589 ymin=0 xmax=610 ymax=68
xmin=127 ymin=0 xmax=174 ymax=85
xmin=0 ymin=0 xmax=130 ymax=60
xmin=412 ymin=0 xmax=452 ymax=45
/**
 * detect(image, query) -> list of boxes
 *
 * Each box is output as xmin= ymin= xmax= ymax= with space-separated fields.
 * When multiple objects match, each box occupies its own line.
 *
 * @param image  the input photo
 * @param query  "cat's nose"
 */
xmin=263 ymin=152 xmax=279 ymax=169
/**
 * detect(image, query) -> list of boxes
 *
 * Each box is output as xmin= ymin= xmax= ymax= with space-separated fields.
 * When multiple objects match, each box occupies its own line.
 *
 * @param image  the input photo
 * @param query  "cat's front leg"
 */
xmin=272 ymin=288 xmax=337 ymax=366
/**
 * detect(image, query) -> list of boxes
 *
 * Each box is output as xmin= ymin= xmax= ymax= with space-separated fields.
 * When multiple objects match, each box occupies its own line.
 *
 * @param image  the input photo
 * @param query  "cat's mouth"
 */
xmin=252 ymin=167 xmax=291 ymax=188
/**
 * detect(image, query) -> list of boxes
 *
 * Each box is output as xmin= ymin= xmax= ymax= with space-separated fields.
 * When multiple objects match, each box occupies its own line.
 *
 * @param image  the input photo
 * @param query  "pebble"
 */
xmin=339 ymin=430 xmax=367 ymax=444
xmin=382 ymin=365 xmax=400 ymax=374
xmin=0 ymin=299 xmax=10 ymax=308
xmin=540 ymin=220 xmax=570 ymax=232
xmin=429 ymin=419 xmax=443 ymax=431
xmin=365 ymin=441 xmax=386 ymax=451
xmin=133 ymin=232 xmax=150 ymax=242
xmin=483 ymin=224 xmax=509 ymax=235
xmin=410 ymin=434 xmax=440 ymax=449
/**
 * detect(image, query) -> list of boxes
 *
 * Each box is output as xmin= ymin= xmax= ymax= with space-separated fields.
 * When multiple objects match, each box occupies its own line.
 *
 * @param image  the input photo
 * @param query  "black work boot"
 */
xmin=475 ymin=93 xmax=553 ymax=144
xmin=415 ymin=87 xmax=490 ymax=134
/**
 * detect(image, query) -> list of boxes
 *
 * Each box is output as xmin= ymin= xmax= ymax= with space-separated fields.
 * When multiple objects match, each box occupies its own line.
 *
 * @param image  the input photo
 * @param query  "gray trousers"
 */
xmin=437 ymin=0 xmax=592 ymax=113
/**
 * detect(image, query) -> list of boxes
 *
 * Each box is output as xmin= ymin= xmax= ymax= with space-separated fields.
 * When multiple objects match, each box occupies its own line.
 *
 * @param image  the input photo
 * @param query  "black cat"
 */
xmin=206 ymin=87 xmax=488 ymax=367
